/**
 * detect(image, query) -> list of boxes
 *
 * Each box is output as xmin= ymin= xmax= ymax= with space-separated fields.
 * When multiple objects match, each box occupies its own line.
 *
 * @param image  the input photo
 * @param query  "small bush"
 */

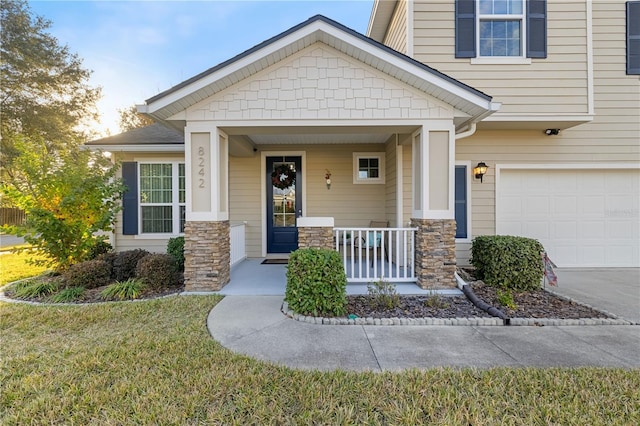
xmin=95 ymin=252 xmax=118 ymax=279
xmin=425 ymin=294 xmax=450 ymax=309
xmin=50 ymin=286 xmax=85 ymax=303
xmin=113 ymin=249 xmax=150 ymax=282
xmin=167 ymin=237 xmax=185 ymax=271
xmin=496 ymin=289 xmax=517 ymax=310
xmin=367 ymin=278 xmax=400 ymax=310
xmin=87 ymin=239 xmax=113 ymax=260
xmin=101 ymin=279 xmax=146 ymax=301
xmin=12 ymin=279 xmax=59 ymax=298
xmin=135 ymin=254 xmax=179 ymax=289
xmin=470 ymin=235 xmax=544 ymax=291
xmin=285 ymin=248 xmax=347 ymax=317
xmin=63 ymin=259 xmax=112 ymax=289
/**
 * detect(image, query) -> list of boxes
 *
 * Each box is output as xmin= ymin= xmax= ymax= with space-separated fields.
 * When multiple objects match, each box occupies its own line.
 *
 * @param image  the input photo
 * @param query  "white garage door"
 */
xmin=497 ymin=168 xmax=640 ymax=267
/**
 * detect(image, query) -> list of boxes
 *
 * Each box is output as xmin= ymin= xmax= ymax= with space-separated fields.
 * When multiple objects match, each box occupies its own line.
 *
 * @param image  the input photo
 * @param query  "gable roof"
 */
xmin=139 ymin=15 xmax=498 ymax=126
xmin=86 ymin=123 xmax=183 ymax=151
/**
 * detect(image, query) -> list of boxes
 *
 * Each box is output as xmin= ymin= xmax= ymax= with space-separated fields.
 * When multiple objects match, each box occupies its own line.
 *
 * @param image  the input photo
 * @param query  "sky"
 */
xmin=28 ymin=0 xmax=375 ymax=136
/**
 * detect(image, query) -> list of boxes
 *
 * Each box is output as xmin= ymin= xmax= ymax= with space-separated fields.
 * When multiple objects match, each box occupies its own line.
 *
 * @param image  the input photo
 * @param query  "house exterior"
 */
xmin=88 ymin=1 xmax=640 ymax=292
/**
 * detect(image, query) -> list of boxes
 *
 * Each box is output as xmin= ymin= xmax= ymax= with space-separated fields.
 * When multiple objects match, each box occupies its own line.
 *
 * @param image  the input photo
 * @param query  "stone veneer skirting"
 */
xmin=297 ymin=226 xmax=334 ymax=250
xmin=411 ymin=218 xmax=457 ymax=289
xmin=184 ymin=221 xmax=230 ymax=291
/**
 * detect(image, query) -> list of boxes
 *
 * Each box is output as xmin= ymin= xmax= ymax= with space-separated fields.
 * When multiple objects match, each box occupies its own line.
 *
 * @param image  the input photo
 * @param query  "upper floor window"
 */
xmin=478 ymin=0 xmax=524 ymax=57
xmin=456 ymin=0 xmax=547 ymax=60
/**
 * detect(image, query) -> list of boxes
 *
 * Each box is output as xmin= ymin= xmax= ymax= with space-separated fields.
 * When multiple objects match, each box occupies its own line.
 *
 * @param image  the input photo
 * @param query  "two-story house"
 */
xmin=89 ymin=1 xmax=640 ymax=292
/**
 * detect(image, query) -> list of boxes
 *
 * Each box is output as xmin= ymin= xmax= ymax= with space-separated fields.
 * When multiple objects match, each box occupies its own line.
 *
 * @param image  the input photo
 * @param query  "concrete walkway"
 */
xmin=207 ymin=268 xmax=640 ymax=371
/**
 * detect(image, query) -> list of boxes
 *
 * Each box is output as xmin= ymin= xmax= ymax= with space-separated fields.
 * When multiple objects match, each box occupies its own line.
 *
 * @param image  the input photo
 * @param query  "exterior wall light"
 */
xmin=325 ymin=169 xmax=332 ymax=190
xmin=545 ymin=128 xmax=560 ymax=135
xmin=473 ymin=162 xmax=488 ymax=183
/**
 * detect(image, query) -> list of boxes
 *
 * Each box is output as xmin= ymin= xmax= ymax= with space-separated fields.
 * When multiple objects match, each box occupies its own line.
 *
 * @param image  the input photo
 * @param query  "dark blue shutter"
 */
xmin=455 ymin=0 xmax=476 ymax=58
xmin=122 ymin=162 xmax=138 ymax=235
xmin=454 ymin=166 xmax=467 ymax=239
xmin=527 ymin=0 xmax=547 ymax=58
xmin=627 ymin=1 xmax=640 ymax=75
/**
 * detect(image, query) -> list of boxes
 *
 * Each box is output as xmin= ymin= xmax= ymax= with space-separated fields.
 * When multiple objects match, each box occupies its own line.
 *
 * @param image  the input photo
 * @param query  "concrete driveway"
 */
xmin=551 ymin=268 xmax=640 ymax=324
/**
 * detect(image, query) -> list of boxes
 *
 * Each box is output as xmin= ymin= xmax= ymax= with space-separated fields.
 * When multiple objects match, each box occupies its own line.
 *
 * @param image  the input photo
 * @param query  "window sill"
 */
xmin=470 ymin=57 xmax=532 ymax=65
xmin=135 ymin=233 xmax=184 ymax=240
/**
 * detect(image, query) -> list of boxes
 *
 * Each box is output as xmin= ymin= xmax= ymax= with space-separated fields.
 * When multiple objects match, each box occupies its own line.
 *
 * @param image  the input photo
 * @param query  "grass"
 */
xmin=0 ymin=249 xmax=49 ymax=285
xmin=1 ymin=296 xmax=639 ymax=424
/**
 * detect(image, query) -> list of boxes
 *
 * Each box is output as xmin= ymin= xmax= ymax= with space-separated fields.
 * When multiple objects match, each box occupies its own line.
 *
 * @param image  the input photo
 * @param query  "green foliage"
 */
xmin=87 ymin=239 xmax=112 ymax=260
xmin=1 ymin=137 xmax=124 ymax=271
xmin=425 ymin=294 xmax=450 ymax=309
xmin=117 ymin=105 xmax=154 ymax=132
xmin=167 ymin=236 xmax=185 ymax=271
xmin=285 ymin=248 xmax=347 ymax=317
xmin=135 ymin=253 xmax=179 ymax=289
xmin=12 ymin=278 xmax=58 ymax=298
xmin=113 ymin=249 xmax=149 ymax=282
xmin=1 ymin=0 xmax=101 ymax=173
xmin=62 ymin=259 xmax=111 ymax=289
xmin=49 ymin=286 xmax=85 ymax=303
xmin=471 ymin=235 xmax=544 ymax=291
xmin=367 ymin=278 xmax=400 ymax=310
xmin=496 ymin=289 xmax=518 ymax=310
xmin=100 ymin=279 xmax=146 ymax=301
xmin=95 ymin=252 xmax=118 ymax=279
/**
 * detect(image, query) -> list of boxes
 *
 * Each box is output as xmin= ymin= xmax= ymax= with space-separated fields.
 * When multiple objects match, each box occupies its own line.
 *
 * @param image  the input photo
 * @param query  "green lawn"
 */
xmin=0 ymin=249 xmax=49 ymax=285
xmin=1 ymin=296 xmax=638 ymax=424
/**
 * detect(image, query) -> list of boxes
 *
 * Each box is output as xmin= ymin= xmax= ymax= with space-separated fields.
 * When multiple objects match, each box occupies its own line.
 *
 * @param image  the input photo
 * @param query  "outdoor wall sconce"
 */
xmin=473 ymin=162 xmax=488 ymax=183
xmin=545 ymin=128 xmax=560 ymax=136
xmin=325 ymin=169 xmax=332 ymax=189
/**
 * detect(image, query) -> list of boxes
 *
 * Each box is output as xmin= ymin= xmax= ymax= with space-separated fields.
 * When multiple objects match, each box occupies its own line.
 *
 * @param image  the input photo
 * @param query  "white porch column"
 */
xmin=411 ymin=122 xmax=457 ymax=288
xmin=183 ymin=125 xmax=230 ymax=291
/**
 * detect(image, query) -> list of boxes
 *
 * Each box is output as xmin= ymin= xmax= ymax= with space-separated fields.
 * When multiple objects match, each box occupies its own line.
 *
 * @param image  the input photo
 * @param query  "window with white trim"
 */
xmin=478 ymin=0 xmax=524 ymax=57
xmin=139 ymin=162 xmax=185 ymax=234
xmin=353 ymin=153 xmax=385 ymax=184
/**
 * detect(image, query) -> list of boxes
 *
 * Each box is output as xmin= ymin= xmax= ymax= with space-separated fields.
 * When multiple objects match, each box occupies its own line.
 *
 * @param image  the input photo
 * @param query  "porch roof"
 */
xmin=138 ymin=15 xmax=498 ymax=129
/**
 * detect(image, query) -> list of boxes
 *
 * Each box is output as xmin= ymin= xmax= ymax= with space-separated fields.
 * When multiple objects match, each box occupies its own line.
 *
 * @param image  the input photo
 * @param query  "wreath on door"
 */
xmin=271 ymin=164 xmax=296 ymax=190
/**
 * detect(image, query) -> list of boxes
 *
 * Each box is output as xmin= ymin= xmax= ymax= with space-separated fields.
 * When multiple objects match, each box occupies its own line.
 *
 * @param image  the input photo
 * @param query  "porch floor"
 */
xmin=216 ymin=258 xmax=462 ymax=296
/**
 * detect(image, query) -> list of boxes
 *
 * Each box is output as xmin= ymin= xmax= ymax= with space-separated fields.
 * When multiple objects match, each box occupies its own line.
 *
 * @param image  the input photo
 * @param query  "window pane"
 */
xmin=179 ymin=205 xmax=186 ymax=233
xmin=480 ymin=0 xmax=522 ymax=15
xmin=479 ymin=20 xmax=521 ymax=56
xmin=140 ymin=164 xmax=172 ymax=204
xmin=142 ymin=206 xmax=173 ymax=233
xmin=178 ymin=163 xmax=185 ymax=203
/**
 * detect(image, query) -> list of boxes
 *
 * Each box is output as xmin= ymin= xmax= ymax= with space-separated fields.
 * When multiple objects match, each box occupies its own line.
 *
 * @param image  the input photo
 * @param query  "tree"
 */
xmin=118 ymin=105 xmax=155 ymax=132
xmin=1 ymin=0 xmax=101 ymax=178
xmin=1 ymin=137 xmax=125 ymax=271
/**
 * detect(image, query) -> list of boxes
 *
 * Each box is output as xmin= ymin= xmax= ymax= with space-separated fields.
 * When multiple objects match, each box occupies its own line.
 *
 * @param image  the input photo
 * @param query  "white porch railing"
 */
xmin=334 ymin=227 xmax=417 ymax=283
xmin=230 ymin=223 xmax=247 ymax=267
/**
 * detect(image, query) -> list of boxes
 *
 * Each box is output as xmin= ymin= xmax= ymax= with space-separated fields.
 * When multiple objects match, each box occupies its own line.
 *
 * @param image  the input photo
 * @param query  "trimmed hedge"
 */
xmin=135 ymin=253 xmax=180 ymax=289
xmin=285 ymin=248 xmax=347 ymax=317
xmin=167 ymin=237 xmax=185 ymax=271
xmin=470 ymin=235 xmax=544 ymax=292
xmin=63 ymin=259 xmax=112 ymax=289
xmin=113 ymin=249 xmax=150 ymax=282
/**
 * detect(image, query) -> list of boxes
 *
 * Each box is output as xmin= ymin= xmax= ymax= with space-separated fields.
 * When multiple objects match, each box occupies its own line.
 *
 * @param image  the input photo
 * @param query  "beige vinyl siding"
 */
xmin=112 ymin=152 xmax=185 ymax=253
xmin=383 ymin=0 xmax=408 ymax=54
xmin=385 ymin=135 xmax=398 ymax=227
xmin=232 ymin=144 xmax=388 ymax=257
xmin=412 ymin=0 xmax=590 ymax=115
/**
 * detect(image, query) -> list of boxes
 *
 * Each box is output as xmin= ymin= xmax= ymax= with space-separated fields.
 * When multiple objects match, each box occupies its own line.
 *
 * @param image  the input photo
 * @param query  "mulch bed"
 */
xmin=346 ymin=295 xmax=492 ymax=319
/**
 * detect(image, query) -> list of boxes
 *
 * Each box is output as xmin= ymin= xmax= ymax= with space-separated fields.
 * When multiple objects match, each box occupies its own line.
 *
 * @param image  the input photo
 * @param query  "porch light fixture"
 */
xmin=545 ymin=128 xmax=560 ymax=136
xmin=325 ymin=169 xmax=332 ymax=190
xmin=474 ymin=162 xmax=488 ymax=183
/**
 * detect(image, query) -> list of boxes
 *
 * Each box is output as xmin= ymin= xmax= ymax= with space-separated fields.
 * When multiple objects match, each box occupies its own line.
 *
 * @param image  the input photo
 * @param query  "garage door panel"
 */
xmin=497 ymin=169 xmax=640 ymax=267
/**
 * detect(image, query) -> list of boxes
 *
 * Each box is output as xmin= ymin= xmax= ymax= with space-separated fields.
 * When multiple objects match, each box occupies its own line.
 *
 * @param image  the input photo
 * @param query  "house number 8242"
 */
xmin=198 ymin=146 xmax=206 ymax=188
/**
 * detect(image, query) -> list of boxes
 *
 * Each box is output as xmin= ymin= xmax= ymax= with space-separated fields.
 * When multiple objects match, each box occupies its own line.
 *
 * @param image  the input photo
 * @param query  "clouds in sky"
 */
xmin=28 ymin=0 xmax=374 ymax=136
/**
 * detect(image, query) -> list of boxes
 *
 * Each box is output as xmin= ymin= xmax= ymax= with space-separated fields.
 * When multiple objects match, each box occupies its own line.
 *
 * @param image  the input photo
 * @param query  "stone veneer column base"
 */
xmin=184 ymin=221 xmax=230 ymax=292
xmin=297 ymin=226 xmax=334 ymax=250
xmin=411 ymin=218 xmax=457 ymax=289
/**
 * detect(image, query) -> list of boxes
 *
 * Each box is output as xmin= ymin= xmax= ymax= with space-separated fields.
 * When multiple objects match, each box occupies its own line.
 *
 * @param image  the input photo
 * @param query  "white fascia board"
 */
xmin=86 ymin=144 xmax=184 ymax=153
xmin=483 ymin=113 xmax=594 ymax=122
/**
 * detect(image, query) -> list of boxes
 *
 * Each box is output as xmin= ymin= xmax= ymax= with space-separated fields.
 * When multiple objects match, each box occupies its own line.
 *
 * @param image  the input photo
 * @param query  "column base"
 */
xmin=411 ymin=218 xmax=457 ymax=289
xmin=184 ymin=221 xmax=230 ymax=291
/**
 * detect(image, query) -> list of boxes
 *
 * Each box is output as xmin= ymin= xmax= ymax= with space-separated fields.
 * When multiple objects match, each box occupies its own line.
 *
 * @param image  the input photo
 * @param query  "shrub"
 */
xmin=470 ymin=235 xmax=544 ymax=292
xmin=63 ymin=259 xmax=112 ymax=289
xmin=95 ymin=252 xmax=118 ymax=279
xmin=113 ymin=249 xmax=149 ymax=282
xmin=87 ymin=239 xmax=113 ymax=260
xmin=50 ymin=286 xmax=85 ymax=303
xmin=101 ymin=279 xmax=146 ymax=301
xmin=135 ymin=253 xmax=179 ymax=289
xmin=167 ymin=237 xmax=185 ymax=271
xmin=367 ymin=278 xmax=400 ymax=310
xmin=285 ymin=248 xmax=347 ymax=317
xmin=12 ymin=279 xmax=59 ymax=298
xmin=496 ymin=289 xmax=517 ymax=310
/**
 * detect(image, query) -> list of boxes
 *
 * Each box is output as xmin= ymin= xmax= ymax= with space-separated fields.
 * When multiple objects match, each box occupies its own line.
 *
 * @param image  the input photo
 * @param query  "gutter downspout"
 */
xmin=455 ymin=122 xmax=477 ymax=140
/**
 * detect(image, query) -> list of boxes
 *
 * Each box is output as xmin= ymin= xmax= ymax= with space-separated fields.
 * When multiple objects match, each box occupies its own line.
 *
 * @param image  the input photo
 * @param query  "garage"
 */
xmin=496 ymin=167 xmax=640 ymax=267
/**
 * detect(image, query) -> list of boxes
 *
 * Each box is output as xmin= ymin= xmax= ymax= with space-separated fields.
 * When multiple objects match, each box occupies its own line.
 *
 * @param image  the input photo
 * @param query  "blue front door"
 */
xmin=267 ymin=156 xmax=302 ymax=253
